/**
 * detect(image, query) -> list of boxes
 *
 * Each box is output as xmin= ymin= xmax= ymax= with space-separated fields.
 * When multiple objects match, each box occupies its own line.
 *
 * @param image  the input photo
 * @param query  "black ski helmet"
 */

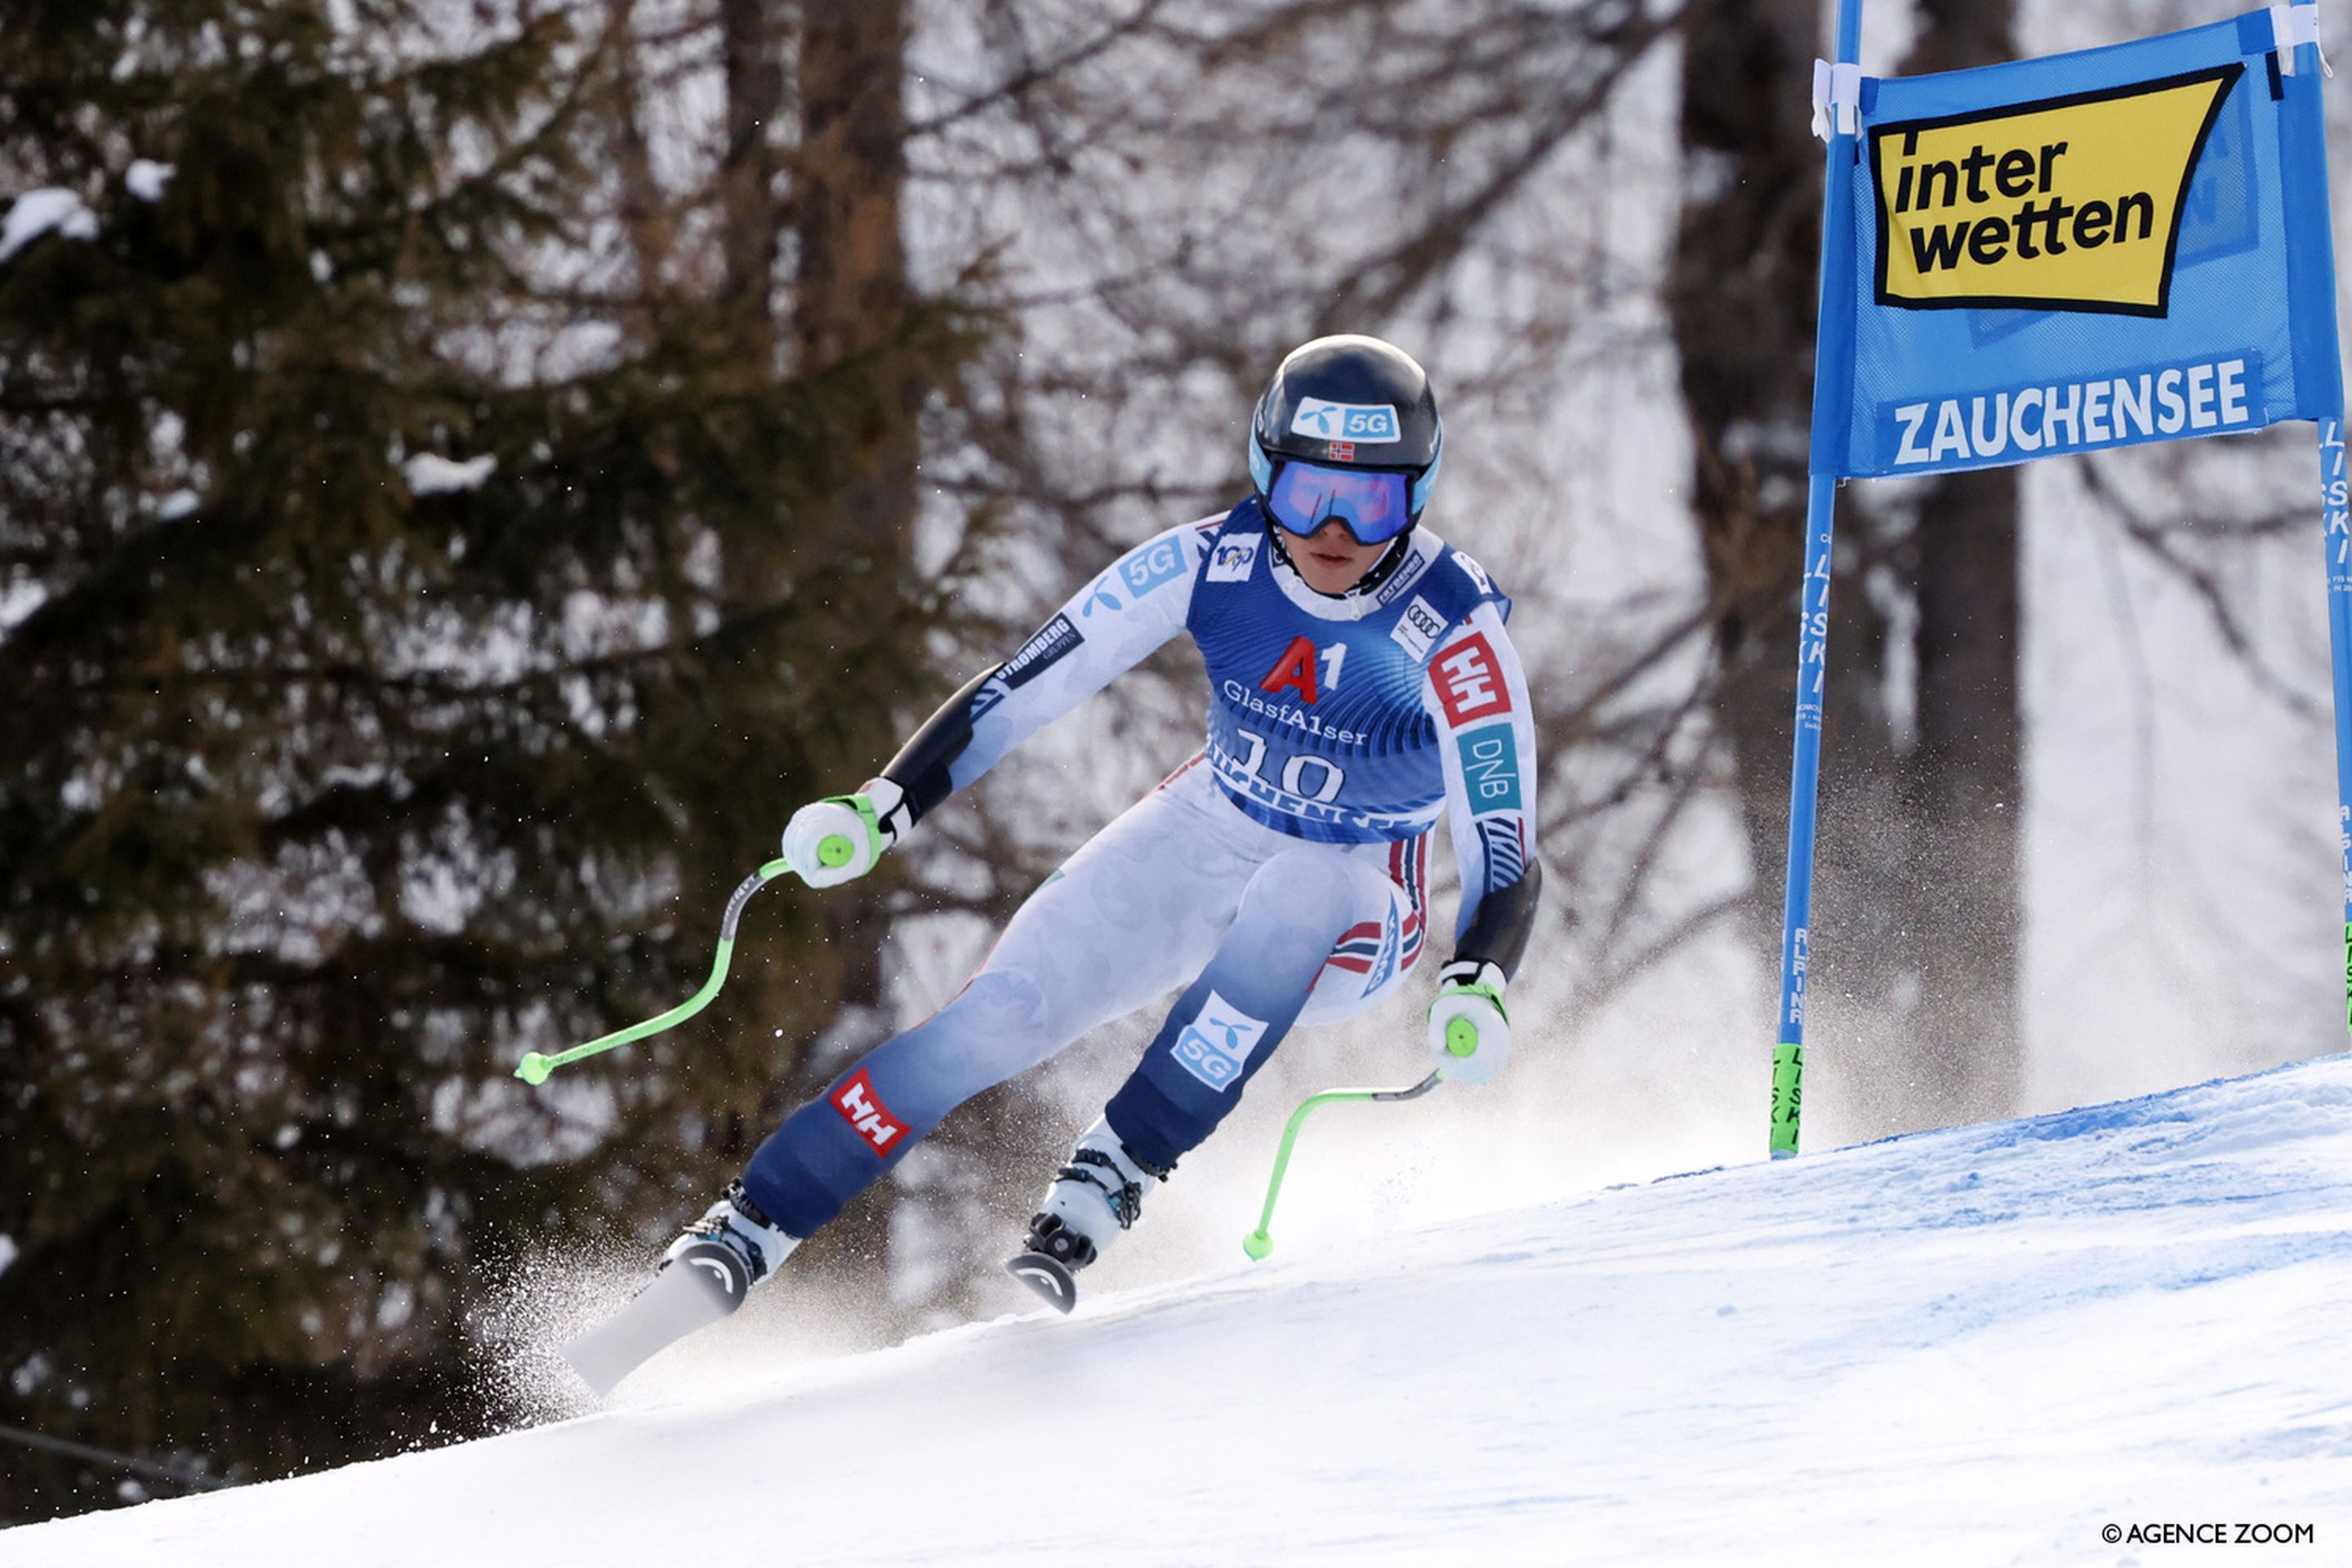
xmin=1248 ymin=334 xmax=1444 ymax=524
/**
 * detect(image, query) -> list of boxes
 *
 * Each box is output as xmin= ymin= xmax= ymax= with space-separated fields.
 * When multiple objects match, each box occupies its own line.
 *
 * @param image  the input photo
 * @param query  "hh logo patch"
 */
xmin=1433 ymin=632 xmax=1510 ymax=726
xmin=831 ymin=1067 xmax=907 ymax=1155
xmin=1870 ymin=63 xmax=2241 ymax=315
xmin=1170 ymin=991 xmax=1271 ymax=1093
xmin=1290 ymin=397 xmax=1401 ymax=444
xmin=1207 ymin=533 xmax=1262 ymax=582
xmin=1456 ymin=727 xmax=1523 ymax=815
xmin=1390 ymin=595 xmax=1446 ymax=661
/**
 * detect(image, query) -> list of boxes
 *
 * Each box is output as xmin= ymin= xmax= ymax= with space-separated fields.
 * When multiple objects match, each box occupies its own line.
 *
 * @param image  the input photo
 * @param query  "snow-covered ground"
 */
xmin=11 ymin=1056 xmax=2350 ymax=1567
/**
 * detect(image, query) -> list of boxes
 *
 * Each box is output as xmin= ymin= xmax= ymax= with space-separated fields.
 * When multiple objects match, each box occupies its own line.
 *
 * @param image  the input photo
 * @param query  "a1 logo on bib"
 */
xmin=1291 ymin=398 xmax=1402 ymax=444
xmin=1869 ymin=62 xmax=2242 ymax=317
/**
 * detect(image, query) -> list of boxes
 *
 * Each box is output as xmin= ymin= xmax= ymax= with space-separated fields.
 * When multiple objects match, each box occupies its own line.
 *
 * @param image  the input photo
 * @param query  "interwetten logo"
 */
xmin=1870 ymin=63 xmax=2242 ymax=316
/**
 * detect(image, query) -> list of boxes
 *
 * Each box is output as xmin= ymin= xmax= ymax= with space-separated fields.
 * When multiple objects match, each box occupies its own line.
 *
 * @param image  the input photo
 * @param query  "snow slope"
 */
xmin=10 ymin=1056 xmax=2351 ymax=1567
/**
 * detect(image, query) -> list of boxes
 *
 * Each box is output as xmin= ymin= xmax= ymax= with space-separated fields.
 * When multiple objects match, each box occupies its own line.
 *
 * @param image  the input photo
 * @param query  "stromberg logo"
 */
xmin=1291 ymin=398 xmax=1401 ymax=444
xmin=1870 ymin=63 xmax=2242 ymax=316
xmin=1001 ymin=613 xmax=1081 ymax=686
xmin=1373 ymin=540 xmax=1434 ymax=606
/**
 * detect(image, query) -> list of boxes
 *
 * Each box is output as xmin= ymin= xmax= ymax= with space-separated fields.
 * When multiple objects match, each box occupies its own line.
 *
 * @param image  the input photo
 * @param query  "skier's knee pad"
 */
xmin=945 ymin=965 xmax=1049 ymax=1033
xmin=1236 ymin=849 xmax=1361 ymax=938
xmin=920 ymin=967 xmax=1057 ymax=1085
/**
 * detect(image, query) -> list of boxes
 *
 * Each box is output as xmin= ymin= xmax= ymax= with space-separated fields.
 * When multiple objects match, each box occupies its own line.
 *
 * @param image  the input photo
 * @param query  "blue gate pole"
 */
xmin=2272 ymin=22 xmax=2352 ymax=1040
xmin=2320 ymin=408 xmax=2352 ymax=1034
xmin=1771 ymin=0 xmax=1867 ymax=1157
xmin=2303 ymin=65 xmax=2352 ymax=1040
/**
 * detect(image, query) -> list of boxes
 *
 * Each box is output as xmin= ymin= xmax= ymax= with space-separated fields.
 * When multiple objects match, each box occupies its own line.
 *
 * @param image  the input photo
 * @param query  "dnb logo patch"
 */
xmin=1870 ymin=63 xmax=2242 ymax=316
xmin=1290 ymin=398 xmax=1402 ymax=444
xmin=1169 ymin=990 xmax=1271 ymax=1093
xmin=1456 ymin=727 xmax=1523 ymax=815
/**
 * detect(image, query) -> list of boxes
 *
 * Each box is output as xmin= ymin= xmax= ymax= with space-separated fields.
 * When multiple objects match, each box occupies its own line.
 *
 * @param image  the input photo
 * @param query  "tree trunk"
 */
xmin=718 ymin=0 xmax=786 ymax=344
xmin=1670 ymin=0 xmax=2020 ymax=1138
xmin=1882 ymin=0 xmax=2022 ymax=1129
xmin=785 ymin=0 xmax=918 ymax=1059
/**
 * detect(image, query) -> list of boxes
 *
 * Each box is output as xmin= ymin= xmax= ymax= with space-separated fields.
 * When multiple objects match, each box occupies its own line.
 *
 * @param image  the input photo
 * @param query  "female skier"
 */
xmin=565 ymin=334 xmax=1542 ymax=1392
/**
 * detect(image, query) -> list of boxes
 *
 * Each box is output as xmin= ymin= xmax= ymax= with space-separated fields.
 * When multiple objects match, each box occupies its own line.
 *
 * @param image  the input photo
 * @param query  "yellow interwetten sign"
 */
xmin=1871 ymin=64 xmax=2242 ymax=315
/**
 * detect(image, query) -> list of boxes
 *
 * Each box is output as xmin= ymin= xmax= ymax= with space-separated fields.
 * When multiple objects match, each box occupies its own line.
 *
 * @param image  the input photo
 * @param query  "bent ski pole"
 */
xmin=1243 ymin=1071 xmax=1440 ymax=1260
xmin=515 ymin=856 xmax=798 ymax=1085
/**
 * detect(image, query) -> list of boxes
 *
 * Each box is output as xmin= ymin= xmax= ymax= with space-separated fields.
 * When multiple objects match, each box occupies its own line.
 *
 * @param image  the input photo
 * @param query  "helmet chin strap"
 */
xmin=1263 ymin=509 xmax=1417 ymax=599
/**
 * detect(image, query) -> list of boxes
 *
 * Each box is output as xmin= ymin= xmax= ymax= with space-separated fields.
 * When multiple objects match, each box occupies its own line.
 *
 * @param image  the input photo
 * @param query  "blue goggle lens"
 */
xmin=1265 ymin=461 xmax=1414 ymax=546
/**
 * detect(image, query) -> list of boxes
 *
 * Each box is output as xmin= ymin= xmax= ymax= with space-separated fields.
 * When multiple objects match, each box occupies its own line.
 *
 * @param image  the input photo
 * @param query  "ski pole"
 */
xmin=1243 ymin=1071 xmax=1440 ymax=1259
xmin=514 ymin=854 xmax=804 ymax=1085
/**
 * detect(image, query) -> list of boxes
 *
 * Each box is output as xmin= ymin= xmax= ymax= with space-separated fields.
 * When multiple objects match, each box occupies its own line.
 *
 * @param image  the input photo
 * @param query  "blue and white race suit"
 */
xmin=742 ymin=499 xmax=1542 ymax=1236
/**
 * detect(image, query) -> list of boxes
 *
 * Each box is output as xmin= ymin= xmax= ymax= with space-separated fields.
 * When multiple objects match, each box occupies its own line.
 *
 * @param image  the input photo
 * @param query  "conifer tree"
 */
xmin=0 ymin=0 xmax=978 ymax=1518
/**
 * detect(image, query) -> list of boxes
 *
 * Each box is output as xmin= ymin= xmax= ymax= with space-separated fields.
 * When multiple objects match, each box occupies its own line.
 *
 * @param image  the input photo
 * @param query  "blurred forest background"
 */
xmin=2 ymin=0 xmax=2345 ymax=1525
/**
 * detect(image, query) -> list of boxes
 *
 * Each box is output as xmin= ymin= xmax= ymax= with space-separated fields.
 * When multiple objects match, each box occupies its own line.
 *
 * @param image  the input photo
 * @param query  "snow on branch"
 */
xmin=403 ymin=452 xmax=498 ymax=495
xmin=0 ymin=189 xmax=98 ymax=265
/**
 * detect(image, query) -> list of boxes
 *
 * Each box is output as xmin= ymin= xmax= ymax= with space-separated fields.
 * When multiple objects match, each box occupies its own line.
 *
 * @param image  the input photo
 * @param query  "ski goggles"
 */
xmin=1262 ymin=460 xmax=1420 ymax=546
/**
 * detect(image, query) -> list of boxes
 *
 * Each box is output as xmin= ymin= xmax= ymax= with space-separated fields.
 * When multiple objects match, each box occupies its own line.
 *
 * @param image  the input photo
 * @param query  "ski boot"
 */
xmin=561 ymin=1180 xmax=798 ymax=1396
xmin=1004 ymin=1120 xmax=1168 ymax=1314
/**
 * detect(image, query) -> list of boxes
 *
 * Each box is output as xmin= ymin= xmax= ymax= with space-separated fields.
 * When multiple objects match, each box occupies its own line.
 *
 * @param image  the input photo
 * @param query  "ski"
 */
xmin=1004 ymin=1250 xmax=1079 ymax=1314
xmin=560 ymin=1255 xmax=742 ymax=1396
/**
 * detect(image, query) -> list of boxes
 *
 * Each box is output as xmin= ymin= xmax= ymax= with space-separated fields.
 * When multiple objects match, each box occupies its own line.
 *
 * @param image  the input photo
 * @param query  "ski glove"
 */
xmin=782 ymin=777 xmax=910 ymax=889
xmin=1428 ymin=960 xmax=1510 ymax=1085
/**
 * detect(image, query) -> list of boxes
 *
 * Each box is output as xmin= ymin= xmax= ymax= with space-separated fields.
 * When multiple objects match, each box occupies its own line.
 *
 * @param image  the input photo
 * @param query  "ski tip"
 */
xmin=1004 ymin=1251 xmax=1078 ymax=1315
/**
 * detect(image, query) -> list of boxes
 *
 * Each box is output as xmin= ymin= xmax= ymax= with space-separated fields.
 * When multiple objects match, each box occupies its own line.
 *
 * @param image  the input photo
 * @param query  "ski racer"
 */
xmin=564 ymin=334 xmax=1543 ymax=1393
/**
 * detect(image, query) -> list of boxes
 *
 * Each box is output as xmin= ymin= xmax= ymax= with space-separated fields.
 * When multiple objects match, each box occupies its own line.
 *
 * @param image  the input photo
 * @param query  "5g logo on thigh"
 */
xmin=1171 ymin=991 xmax=1272 ymax=1092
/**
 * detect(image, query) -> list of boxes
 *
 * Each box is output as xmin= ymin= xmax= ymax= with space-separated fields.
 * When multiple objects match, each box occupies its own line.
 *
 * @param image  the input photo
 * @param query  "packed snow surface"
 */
xmin=11 ymin=1056 xmax=2351 ymax=1566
